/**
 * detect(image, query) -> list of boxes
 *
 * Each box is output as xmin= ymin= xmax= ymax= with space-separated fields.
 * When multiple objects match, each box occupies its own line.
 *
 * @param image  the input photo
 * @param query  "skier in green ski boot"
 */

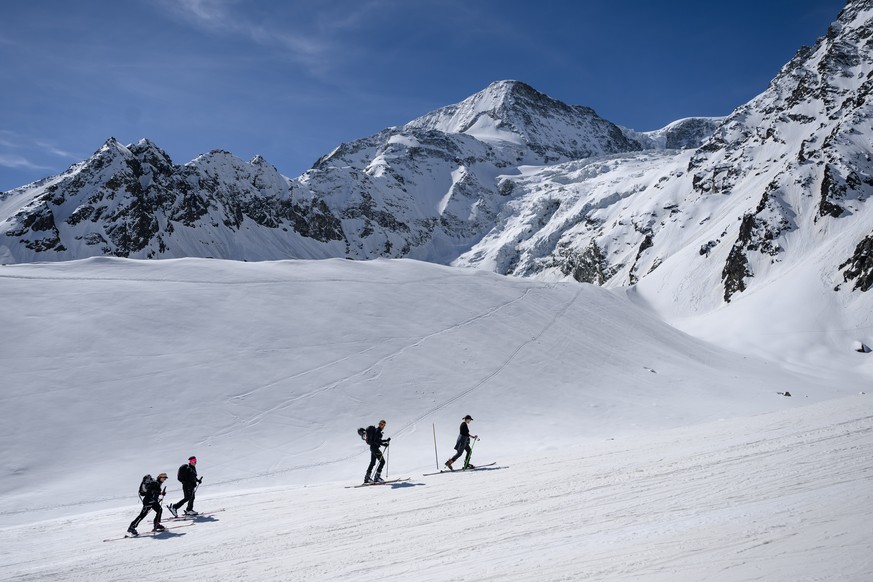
xmin=445 ymin=415 xmax=478 ymax=470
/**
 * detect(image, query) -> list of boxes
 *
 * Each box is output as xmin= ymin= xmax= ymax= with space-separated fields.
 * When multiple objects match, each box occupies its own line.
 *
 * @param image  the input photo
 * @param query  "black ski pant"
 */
xmin=173 ymin=483 xmax=196 ymax=512
xmin=366 ymin=447 xmax=385 ymax=478
xmin=449 ymin=445 xmax=472 ymax=466
xmin=130 ymin=500 xmax=162 ymax=529
xmin=449 ymin=434 xmax=473 ymax=467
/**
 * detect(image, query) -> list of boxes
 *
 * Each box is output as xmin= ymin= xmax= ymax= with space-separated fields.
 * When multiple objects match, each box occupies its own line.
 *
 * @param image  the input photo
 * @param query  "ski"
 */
xmin=423 ymin=462 xmax=497 ymax=476
xmin=102 ymin=522 xmax=193 ymax=542
xmin=163 ymin=508 xmax=225 ymax=521
xmin=345 ymin=478 xmax=409 ymax=489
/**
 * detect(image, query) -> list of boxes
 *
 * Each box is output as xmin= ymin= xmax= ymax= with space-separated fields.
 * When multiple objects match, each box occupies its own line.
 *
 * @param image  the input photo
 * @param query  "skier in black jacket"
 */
xmin=128 ymin=472 xmax=168 ymax=536
xmin=364 ymin=419 xmax=391 ymax=483
xmin=445 ymin=415 xmax=478 ymax=470
xmin=167 ymin=456 xmax=202 ymax=517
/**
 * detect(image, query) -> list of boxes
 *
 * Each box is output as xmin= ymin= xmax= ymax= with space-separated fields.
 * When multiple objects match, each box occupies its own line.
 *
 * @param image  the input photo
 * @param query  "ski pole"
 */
xmin=464 ymin=437 xmax=478 ymax=469
xmin=384 ymin=443 xmax=390 ymax=479
xmin=433 ymin=423 xmax=439 ymax=471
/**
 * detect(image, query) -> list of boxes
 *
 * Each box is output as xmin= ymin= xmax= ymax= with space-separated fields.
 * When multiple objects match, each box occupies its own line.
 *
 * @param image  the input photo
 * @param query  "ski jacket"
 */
xmin=454 ymin=422 xmax=471 ymax=452
xmin=141 ymin=479 xmax=163 ymax=505
xmin=178 ymin=463 xmax=198 ymax=487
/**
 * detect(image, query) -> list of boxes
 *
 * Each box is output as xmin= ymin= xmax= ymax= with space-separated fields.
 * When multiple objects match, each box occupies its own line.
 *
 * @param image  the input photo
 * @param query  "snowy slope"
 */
xmin=0 ymin=257 xmax=868 ymax=529
xmin=1 ymin=382 xmax=870 ymax=581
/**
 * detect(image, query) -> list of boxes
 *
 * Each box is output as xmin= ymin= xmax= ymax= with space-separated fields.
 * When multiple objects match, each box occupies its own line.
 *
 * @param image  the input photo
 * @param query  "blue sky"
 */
xmin=0 ymin=0 xmax=847 ymax=191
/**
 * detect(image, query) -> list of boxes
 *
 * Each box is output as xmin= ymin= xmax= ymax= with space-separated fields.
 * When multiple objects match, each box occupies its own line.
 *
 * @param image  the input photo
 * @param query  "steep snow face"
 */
xmin=624 ymin=116 xmax=725 ymax=150
xmin=301 ymin=127 xmax=508 ymax=263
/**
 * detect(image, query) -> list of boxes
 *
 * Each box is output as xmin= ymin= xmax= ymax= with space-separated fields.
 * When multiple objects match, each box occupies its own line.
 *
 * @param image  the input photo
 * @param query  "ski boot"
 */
xmin=127 ymin=526 xmax=138 ymax=536
xmin=153 ymin=523 xmax=166 ymax=532
xmin=166 ymin=504 xmax=178 ymax=518
xmin=373 ymin=474 xmax=384 ymax=483
xmin=184 ymin=509 xmax=199 ymax=516
xmin=444 ymin=459 xmax=454 ymax=471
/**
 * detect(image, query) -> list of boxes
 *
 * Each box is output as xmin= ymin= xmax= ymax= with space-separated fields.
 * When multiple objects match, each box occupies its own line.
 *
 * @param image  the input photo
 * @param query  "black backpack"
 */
xmin=138 ymin=474 xmax=154 ymax=498
xmin=358 ymin=425 xmax=375 ymax=444
xmin=177 ymin=464 xmax=188 ymax=482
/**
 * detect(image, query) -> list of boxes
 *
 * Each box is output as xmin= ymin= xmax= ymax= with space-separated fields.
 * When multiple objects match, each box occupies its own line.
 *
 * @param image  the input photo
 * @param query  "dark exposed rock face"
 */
xmin=841 ymin=231 xmax=873 ymax=292
xmin=1 ymin=139 xmax=345 ymax=261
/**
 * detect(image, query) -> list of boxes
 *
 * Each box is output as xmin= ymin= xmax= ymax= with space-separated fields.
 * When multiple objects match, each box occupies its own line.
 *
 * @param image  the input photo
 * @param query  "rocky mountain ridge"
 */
xmin=0 ymin=79 xmax=710 ymax=265
xmin=2 ymin=0 xmax=872 ymax=318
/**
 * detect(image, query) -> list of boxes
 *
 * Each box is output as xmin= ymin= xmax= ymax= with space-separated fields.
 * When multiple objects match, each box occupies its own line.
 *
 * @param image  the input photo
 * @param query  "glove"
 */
xmin=386 ymin=438 xmax=391 ymax=443
xmin=161 ymin=487 xmax=167 ymax=496
xmin=197 ymin=477 xmax=203 ymax=484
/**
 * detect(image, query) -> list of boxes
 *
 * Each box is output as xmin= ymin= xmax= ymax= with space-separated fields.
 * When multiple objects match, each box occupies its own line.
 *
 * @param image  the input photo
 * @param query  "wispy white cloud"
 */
xmin=154 ymin=0 xmax=327 ymax=64
xmin=149 ymin=0 xmax=407 ymax=80
xmin=0 ymin=154 xmax=51 ymax=171
xmin=0 ymin=131 xmax=80 ymax=172
xmin=35 ymin=141 xmax=80 ymax=161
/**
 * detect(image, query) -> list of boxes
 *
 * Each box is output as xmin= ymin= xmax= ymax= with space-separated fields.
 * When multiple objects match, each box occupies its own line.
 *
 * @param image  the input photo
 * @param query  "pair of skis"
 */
xmin=102 ymin=522 xmax=193 ymax=542
xmin=345 ymin=478 xmax=410 ymax=489
xmin=103 ymin=509 xmax=224 ymax=542
xmin=348 ymin=461 xmax=498 ymax=487
xmin=422 ymin=461 xmax=496 ymax=476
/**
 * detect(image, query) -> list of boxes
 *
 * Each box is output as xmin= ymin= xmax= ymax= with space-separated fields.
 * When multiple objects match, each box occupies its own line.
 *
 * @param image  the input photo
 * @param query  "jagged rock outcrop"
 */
xmin=1 ymin=139 xmax=345 ymax=261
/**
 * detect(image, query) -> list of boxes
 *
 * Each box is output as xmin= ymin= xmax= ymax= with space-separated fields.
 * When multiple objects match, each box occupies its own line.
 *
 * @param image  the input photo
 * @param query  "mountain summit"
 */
xmin=404 ymin=80 xmax=642 ymax=163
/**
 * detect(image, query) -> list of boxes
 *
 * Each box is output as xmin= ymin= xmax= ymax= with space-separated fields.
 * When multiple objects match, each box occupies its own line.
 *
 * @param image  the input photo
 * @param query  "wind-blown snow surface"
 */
xmin=1 ymin=258 xmax=871 ymax=580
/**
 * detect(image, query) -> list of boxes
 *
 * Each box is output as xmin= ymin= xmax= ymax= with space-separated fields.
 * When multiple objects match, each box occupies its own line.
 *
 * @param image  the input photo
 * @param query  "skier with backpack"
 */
xmin=445 ymin=415 xmax=478 ymax=470
xmin=167 ymin=456 xmax=202 ymax=517
xmin=358 ymin=419 xmax=391 ymax=484
xmin=128 ymin=472 xmax=168 ymax=536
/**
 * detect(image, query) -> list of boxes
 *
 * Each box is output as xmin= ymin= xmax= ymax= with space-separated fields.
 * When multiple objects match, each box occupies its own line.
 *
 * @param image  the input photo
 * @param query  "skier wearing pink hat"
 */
xmin=167 ymin=456 xmax=202 ymax=517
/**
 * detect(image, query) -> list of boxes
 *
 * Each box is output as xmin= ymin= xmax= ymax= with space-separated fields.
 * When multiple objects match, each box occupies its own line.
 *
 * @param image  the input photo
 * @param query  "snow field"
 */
xmin=1 ymin=256 xmax=871 ymax=580
xmin=1 ymin=394 xmax=870 ymax=581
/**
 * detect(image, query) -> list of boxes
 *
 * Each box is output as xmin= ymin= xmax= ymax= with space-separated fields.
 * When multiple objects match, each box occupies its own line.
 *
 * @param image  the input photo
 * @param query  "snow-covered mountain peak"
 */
xmin=404 ymin=79 xmax=642 ymax=164
xmin=405 ymin=80 xmax=540 ymax=137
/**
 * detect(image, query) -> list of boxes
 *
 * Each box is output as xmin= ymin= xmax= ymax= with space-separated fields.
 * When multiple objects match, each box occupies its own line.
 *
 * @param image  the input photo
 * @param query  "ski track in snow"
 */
xmin=1 ymin=395 xmax=870 ymax=581
xmin=394 ymin=283 xmax=578 ymax=437
xmin=202 ymin=285 xmax=543 ymax=475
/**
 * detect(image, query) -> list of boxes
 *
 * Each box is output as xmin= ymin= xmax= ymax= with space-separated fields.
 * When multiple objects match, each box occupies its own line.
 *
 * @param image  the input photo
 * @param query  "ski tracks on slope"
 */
xmin=393 ymin=283 xmax=581 ymax=438
xmin=197 ymin=284 xmax=563 ymax=479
